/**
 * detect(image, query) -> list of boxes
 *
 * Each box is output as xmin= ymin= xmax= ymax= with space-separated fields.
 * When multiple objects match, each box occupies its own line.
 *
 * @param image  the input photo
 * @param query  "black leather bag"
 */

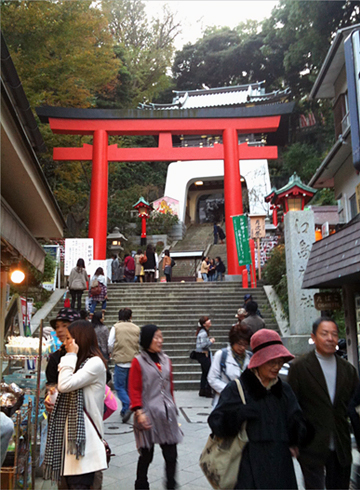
xmin=190 ymin=350 xmax=198 ymax=360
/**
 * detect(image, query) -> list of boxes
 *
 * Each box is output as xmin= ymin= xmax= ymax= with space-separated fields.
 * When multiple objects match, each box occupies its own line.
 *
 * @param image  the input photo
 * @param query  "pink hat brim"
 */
xmin=248 ymin=344 xmax=294 ymax=369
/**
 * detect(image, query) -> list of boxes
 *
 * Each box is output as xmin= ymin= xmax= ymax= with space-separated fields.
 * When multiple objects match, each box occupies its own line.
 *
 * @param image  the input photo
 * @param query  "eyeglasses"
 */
xmin=235 ymin=341 xmax=248 ymax=347
xmin=266 ymin=358 xmax=284 ymax=367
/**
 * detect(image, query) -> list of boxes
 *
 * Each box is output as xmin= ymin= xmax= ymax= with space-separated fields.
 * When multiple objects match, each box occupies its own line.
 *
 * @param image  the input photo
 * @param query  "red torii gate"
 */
xmin=40 ymin=109 xmax=281 ymax=275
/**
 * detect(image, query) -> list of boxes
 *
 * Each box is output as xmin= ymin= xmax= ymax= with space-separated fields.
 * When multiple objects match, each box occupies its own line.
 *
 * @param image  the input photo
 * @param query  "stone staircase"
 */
xmin=62 ymin=282 xmax=277 ymax=390
xmin=169 ymin=224 xmax=212 ymax=278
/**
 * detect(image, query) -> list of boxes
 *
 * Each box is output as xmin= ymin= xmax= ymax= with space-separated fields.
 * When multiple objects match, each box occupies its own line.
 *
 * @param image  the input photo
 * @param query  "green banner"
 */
xmin=232 ymin=215 xmax=251 ymax=266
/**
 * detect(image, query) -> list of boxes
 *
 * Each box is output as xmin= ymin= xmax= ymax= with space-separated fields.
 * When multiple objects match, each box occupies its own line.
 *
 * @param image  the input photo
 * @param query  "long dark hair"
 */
xmin=68 ymin=320 xmax=107 ymax=371
xmin=76 ymin=258 xmax=85 ymax=269
xmin=94 ymin=267 xmax=104 ymax=276
xmin=196 ymin=316 xmax=210 ymax=336
xmin=91 ymin=311 xmax=104 ymax=327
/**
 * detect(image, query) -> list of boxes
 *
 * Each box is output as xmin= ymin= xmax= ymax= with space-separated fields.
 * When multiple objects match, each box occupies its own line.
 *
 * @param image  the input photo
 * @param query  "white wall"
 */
xmin=334 ymin=153 xmax=360 ymax=221
xmin=164 ymin=159 xmax=272 ymax=223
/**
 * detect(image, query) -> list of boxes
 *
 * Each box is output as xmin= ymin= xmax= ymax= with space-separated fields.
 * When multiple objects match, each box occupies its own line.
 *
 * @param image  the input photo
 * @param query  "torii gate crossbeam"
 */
xmin=46 ymin=115 xmax=281 ymax=276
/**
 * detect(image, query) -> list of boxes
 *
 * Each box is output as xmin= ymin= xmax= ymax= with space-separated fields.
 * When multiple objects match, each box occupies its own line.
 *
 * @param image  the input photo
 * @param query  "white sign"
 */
xmin=321 ymin=222 xmax=329 ymax=238
xmin=64 ymin=239 xmax=93 ymax=275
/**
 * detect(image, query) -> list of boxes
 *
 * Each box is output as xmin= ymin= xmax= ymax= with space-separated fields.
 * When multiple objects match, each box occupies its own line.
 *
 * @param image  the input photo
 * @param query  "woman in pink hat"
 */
xmin=208 ymin=329 xmax=309 ymax=489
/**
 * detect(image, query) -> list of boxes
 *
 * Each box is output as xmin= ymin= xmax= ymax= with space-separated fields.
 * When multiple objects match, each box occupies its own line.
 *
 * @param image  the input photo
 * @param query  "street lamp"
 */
xmin=10 ymin=268 xmax=25 ymax=284
xmin=133 ymin=197 xmax=153 ymax=246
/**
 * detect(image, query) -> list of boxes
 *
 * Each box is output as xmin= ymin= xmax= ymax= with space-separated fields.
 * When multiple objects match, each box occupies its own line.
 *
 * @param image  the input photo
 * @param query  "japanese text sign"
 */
xmin=232 ymin=215 xmax=251 ymax=266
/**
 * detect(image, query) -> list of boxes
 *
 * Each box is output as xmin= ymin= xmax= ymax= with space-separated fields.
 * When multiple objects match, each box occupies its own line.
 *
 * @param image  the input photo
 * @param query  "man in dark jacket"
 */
xmin=288 ymin=317 xmax=359 ymax=490
xmin=242 ymin=301 xmax=265 ymax=334
xmin=45 ymin=308 xmax=80 ymax=385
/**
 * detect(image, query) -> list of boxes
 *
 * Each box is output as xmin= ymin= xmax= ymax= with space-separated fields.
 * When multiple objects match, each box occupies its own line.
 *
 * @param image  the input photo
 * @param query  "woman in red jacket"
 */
xmin=129 ymin=324 xmax=183 ymax=490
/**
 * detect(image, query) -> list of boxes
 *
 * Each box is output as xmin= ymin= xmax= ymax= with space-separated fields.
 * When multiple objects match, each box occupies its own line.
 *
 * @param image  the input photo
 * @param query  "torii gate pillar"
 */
xmin=89 ymin=130 xmax=108 ymax=259
xmin=223 ymin=127 xmax=243 ymax=275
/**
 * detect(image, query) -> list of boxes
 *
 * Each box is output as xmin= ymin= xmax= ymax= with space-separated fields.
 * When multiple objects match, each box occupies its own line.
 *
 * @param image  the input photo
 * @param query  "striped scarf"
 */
xmin=43 ymin=364 xmax=87 ymax=482
xmin=231 ymin=348 xmax=246 ymax=370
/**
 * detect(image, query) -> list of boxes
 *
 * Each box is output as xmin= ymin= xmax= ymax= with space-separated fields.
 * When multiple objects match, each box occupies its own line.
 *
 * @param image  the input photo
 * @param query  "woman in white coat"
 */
xmin=44 ymin=320 xmax=107 ymax=489
xmin=207 ymin=322 xmax=252 ymax=407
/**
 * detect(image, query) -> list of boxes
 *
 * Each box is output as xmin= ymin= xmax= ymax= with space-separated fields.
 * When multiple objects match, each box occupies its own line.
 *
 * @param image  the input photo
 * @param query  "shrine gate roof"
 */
xmin=36 ymin=102 xmax=295 ymax=124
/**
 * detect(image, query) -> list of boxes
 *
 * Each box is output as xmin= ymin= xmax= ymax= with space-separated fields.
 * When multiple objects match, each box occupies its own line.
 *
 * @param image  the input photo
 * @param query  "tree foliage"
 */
xmin=1 ymin=0 xmax=120 ymax=108
xmin=172 ymin=23 xmax=270 ymax=91
xmin=263 ymin=245 xmax=289 ymax=318
xmin=101 ymin=0 xmax=181 ymax=104
xmin=172 ymin=1 xmax=360 ymax=96
xmin=261 ymin=0 xmax=360 ymax=97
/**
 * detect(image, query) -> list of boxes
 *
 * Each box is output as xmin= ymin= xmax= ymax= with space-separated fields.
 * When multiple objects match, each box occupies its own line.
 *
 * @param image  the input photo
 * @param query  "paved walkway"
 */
xmin=37 ymin=390 xmax=309 ymax=490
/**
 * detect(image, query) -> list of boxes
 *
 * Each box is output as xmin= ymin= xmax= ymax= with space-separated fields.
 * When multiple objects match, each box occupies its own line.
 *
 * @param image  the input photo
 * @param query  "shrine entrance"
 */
xmin=37 ymin=106 xmax=283 ymax=275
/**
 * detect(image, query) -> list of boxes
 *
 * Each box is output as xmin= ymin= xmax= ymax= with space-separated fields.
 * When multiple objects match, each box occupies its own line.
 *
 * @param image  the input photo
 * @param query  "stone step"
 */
xmin=171 ymin=363 xmax=201 ymax=372
xmin=172 ymin=371 xmax=203 ymax=381
xmin=173 ymin=379 xmax=199 ymax=390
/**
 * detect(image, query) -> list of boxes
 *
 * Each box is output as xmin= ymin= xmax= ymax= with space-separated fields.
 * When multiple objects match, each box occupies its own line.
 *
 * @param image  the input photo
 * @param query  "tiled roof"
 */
xmin=302 ymin=216 xmax=360 ymax=288
xmin=138 ymin=83 xmax=291 ymax=110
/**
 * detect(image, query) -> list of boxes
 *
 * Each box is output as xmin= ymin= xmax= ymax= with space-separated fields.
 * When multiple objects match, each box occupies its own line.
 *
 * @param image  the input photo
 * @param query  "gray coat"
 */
xmin=133 ymin=350 xmax=183 ymax=449
xmin=111 ymin=258 xmax=121 ymax=282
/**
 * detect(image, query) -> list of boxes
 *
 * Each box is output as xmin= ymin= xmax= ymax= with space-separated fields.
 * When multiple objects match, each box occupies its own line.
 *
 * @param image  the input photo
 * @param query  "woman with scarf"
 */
xmin=44 ymin=320 xmax=108 ymax=489
xmin=207 ymin=322 xmax=252 ymax=408
xmin=208 ymin=329 xmax=309 ymax=489
xmin=129 ymin=324 xmax=183 ymax=490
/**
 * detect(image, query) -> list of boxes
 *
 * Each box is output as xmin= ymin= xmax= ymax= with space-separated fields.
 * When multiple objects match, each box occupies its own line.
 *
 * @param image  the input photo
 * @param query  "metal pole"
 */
xmin=31 ymin=319 xmax=43 ymax=488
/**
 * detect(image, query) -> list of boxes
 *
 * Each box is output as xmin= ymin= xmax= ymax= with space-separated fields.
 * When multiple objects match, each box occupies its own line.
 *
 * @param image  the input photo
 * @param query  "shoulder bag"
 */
xmin=90 ymin=278 xmax=101 ymax=296
xmin=199 ymin=378 xmax=248 ymax=490
xmin=84 ymin=407 xmax=113 ymax=467
xmin=139 ymin=254 xmax=147 ymax=265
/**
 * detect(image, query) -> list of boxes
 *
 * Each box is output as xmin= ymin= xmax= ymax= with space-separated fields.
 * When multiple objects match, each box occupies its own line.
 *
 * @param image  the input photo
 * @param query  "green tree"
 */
xmin=172 ymin=23 xmax=271 ymax=91
xmin=101 ymin=0 xmax=181 ymax=104
xmin=1 ymin=0 xmax=120 ymax=108
xmin=261 ymin=0 xmax=360 ymax=97
xmin=281 ymin=143 xmax=322 ymax=183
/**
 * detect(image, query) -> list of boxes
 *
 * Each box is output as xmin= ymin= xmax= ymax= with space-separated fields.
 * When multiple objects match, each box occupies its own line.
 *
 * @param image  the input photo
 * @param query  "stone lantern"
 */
xmin=107 ymin=227 xmax=127 ymax=253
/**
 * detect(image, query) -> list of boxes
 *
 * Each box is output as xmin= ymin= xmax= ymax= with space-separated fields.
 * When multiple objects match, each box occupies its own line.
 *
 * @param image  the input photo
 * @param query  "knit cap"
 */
xmin=140 ymin=324 xmax=159 ymax=350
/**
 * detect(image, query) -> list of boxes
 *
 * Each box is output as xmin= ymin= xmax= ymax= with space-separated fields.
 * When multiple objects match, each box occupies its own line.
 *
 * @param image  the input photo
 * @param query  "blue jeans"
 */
xmin=202 ymin=273 xmax=208 ymax=282
xmin=90 ymin=299 xmax=107 ymax=314
xmin=114 ymin=365 xmax=130 ymax=414
xmin=216 ymin=272 xmax=223 ymax=281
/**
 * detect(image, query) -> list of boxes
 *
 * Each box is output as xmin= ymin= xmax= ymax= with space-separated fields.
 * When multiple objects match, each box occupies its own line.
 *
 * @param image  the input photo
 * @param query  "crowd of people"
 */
xmin=38 ymin=274 xmax=360 ymax=490
xmin=200 ymin=255 xmax=226 ymax=281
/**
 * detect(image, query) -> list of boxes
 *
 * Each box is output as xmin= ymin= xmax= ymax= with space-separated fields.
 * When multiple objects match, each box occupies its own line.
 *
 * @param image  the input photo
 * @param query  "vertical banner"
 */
xmin=232 ymin=215 xmax=251 ymax=266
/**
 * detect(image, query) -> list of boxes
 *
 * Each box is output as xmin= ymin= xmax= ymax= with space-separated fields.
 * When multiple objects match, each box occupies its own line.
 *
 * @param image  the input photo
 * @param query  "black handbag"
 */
xmin=190 ymin=350 xmax=198 ymax=360
xmin=84 ymin=407 xmax=113 ymax=466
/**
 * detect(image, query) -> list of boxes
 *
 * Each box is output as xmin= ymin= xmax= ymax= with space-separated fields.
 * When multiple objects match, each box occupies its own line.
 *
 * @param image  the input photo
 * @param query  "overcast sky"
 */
xmin=145 ymin=0 xmax=279 ymax=50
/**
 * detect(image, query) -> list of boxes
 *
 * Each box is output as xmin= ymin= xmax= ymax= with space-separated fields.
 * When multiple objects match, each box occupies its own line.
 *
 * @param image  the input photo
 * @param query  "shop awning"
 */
xmin=1 ymin=197 xmax=45 ymax=272
xmin=302 ymin=217 xmax=360 ymax=289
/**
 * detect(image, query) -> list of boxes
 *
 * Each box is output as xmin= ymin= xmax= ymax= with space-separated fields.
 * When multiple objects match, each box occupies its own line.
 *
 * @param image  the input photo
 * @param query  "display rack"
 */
xmin=1 ymin=320 xmax=46 ymax=489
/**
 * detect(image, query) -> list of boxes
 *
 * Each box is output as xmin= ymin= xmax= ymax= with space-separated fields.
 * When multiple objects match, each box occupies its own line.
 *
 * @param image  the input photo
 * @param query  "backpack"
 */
xmin=220 ymin=347 xmax=232 ymax=382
